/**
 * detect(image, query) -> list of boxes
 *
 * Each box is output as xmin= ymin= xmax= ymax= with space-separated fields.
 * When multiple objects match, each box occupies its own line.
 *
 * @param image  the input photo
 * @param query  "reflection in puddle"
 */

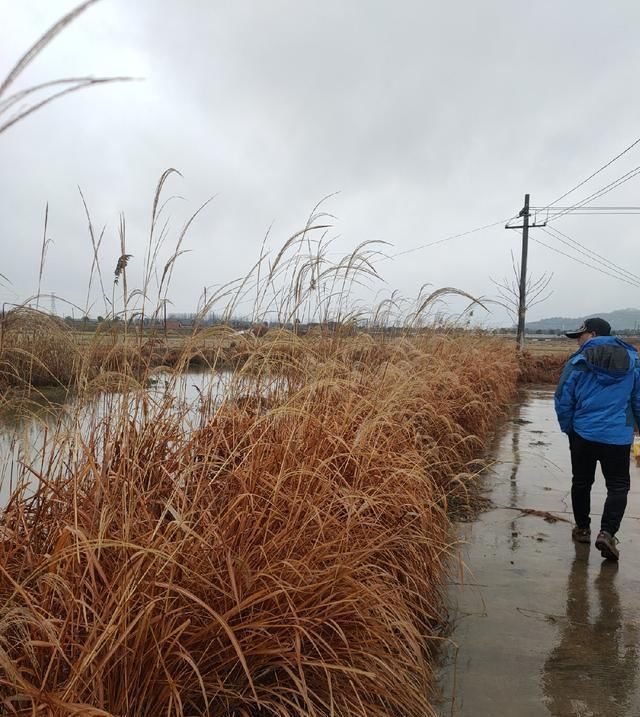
xmin=541 ymin=546 xmax=638 ymax=716
xmin=509 ymin=400 xmax=522 ymax=551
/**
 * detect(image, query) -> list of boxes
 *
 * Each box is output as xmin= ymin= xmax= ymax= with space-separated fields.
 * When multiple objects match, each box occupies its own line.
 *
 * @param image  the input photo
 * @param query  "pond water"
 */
xmin=0 ymin=369 xmax=235 ymax=507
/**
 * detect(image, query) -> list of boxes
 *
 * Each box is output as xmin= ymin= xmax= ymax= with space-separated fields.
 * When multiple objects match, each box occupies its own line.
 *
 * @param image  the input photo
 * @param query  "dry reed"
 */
xmin=0 ymin=333 xmax=517 ymax=716
xmin=0 ymin=308 xmax=81 ymax=390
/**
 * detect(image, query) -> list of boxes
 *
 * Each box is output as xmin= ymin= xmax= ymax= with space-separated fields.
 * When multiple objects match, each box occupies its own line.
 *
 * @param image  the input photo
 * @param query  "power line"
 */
xmin=532 ymin=235 xmax=640 ymax=288
xmin=580 ymin=166 xmax=640 ymax=204
xmin=540 ymin=135 xmax=640 ymax=212
xmin=541 ymin=212 xmax=640 ymax=216
xmin=545 ymin=225 xmax=640 ymax=282
xmin=531 ymin=232 xmax=640 ymax=288
xmin=388 ymin=142 xmax=640 ymax=262
xmin=542 ymin=225 xmax=640 ymax=285
xmin=532 ymin=205 xmax=640 ymax=216
xmin=389 ymin=135 xmax=640 ymax=261
xmin=546 ymin=164 xmax=640 ymax=223
xmin=389 ymin=217 xmax=512 ymax=259
xmin=532 ymin=206 xmax=640 ymax=211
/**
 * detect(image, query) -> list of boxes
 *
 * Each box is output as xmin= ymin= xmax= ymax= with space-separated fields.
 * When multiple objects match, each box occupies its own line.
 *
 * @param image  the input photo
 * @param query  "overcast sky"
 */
xmin=2 ymin=0 xmax=640 ymax=326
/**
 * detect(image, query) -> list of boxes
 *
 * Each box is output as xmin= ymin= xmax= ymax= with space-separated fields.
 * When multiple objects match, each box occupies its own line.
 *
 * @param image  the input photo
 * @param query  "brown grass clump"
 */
xmin=0 ymin=308 xmax=81 ymax=389
xmin=518 ymin=350 xmax=569 ymax=384
xmin=78 ymin=326 xmax=246 ymax=383
xmin=0 ymin=334 xmax=517 ymax=716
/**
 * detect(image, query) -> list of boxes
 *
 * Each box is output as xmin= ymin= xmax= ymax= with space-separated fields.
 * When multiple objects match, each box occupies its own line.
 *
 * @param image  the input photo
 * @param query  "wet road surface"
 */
xmin=438 ymin=386 xmax=640 ymax=716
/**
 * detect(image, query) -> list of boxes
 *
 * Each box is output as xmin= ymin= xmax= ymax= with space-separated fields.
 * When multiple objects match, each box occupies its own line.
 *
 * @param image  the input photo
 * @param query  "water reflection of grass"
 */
xmin=0 ymin=386 xmax=71 ymax=427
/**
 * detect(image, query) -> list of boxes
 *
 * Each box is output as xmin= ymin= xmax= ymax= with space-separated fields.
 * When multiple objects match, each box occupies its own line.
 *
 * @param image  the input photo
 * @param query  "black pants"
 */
xmin=569 ymin=431 xmax=630 ymax=536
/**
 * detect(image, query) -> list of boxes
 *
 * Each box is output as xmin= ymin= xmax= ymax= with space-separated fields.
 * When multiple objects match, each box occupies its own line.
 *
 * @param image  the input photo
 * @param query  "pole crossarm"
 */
xmin=505 ymin=219 xmax=547 ymax=229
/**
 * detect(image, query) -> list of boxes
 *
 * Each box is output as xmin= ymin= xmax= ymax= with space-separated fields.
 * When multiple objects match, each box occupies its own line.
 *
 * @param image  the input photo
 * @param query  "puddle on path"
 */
xmin=439 ymin=386 xmax=640 ymax=716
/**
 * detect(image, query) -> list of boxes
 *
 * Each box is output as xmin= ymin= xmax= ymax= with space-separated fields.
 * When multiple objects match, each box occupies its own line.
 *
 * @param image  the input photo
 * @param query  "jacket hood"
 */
xmin=571 ymin=336 xmax=638 ymax=385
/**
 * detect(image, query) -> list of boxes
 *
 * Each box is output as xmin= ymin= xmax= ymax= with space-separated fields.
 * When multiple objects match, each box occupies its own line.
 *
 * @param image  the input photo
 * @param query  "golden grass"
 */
xmin=0 ymin=333 xmax=517 ymax=716
xmin=0 ymin=308 xmax=81 ymax=389
xmin=0 ymin=316 xmax=244 ymax=396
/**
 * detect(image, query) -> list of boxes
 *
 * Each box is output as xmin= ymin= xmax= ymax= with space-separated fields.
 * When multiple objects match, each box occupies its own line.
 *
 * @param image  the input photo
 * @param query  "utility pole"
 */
xmin=506 ymin=194 xmax=546 ymax=352
xmin=516 ymin=194 xmax=530 ymax=352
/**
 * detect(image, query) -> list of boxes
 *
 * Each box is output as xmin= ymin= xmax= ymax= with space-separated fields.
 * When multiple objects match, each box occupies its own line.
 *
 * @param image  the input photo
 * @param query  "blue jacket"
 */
xmin=554 ymin=336 xmax=640 ymax=445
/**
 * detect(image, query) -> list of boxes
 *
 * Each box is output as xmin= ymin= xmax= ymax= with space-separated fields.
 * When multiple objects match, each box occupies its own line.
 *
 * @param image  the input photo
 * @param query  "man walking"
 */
xmin=555 ymin=317 xmax=640 ymax=561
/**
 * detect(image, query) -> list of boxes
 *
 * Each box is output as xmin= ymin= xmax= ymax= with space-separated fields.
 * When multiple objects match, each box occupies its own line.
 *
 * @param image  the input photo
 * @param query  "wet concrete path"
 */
xmin=439 ymin=386 xmax=640 ymax=716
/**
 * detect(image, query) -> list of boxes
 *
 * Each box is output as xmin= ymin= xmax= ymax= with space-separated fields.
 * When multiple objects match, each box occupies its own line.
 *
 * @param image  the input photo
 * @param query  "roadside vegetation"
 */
xmin=0 ymin=327 xmax=518 ymax=716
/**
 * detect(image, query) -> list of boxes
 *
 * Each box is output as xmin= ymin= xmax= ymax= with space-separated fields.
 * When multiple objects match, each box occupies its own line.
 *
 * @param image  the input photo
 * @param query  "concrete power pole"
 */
xmin=516 ymin=194 xmax=530 ymax=352
xmin=506 ymin=194 xmax=546 ymax=353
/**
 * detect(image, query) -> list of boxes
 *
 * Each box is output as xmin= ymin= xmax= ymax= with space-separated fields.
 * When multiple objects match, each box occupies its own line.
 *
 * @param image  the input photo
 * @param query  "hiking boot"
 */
xmin=572 ymin=526 xmax=591 ymax=543
xmin=595 ymin=531 xmax=619 ymax=561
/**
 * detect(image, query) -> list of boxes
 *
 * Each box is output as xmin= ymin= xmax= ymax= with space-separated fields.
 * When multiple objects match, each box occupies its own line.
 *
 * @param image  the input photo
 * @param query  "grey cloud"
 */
xmin=2 ymin=0 xmax=640 ymax=324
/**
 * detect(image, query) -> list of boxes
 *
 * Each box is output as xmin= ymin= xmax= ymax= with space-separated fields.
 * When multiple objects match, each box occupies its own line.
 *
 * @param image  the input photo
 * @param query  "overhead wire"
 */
xmin=539 ymin=134 xmax=640 ymax=212
xmin=386 ymin=136 xmax=640 ymax=263
xmin=545 ymin=164 xmax=640 ymax=223
xmin=542 ymin=212 xmax=640 ymax=215
xmin=533 ymin=206 xmax=640 ymax=216
xmin=388 ymin=136 xmax=640 ymax=260
xmin=388 ymin=217 xmax=512 ymax=260
xmin=526 ymin=138 xmax=640 ymax=287
xmin=531 ymin=231 xmax=640 ymax=288
xmin=542 ymin=226 xmax=640 ymax=285
xmin=533 ymin=206 xmax=640 ymax=211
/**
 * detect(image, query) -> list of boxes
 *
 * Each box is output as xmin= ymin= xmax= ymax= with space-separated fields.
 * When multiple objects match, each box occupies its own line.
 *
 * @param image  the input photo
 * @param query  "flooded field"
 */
xmin=439 ymin=386 xmax=640 ymax=716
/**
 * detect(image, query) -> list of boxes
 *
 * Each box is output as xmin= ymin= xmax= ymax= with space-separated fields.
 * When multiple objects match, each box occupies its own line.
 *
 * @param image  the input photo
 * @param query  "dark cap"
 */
xmin=565 ymin=317 xmax=611 ymax=339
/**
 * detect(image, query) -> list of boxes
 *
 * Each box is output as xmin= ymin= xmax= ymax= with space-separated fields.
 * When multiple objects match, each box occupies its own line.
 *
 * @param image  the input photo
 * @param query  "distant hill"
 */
xmin=526 ymin=308 xmax=640 ymax=333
